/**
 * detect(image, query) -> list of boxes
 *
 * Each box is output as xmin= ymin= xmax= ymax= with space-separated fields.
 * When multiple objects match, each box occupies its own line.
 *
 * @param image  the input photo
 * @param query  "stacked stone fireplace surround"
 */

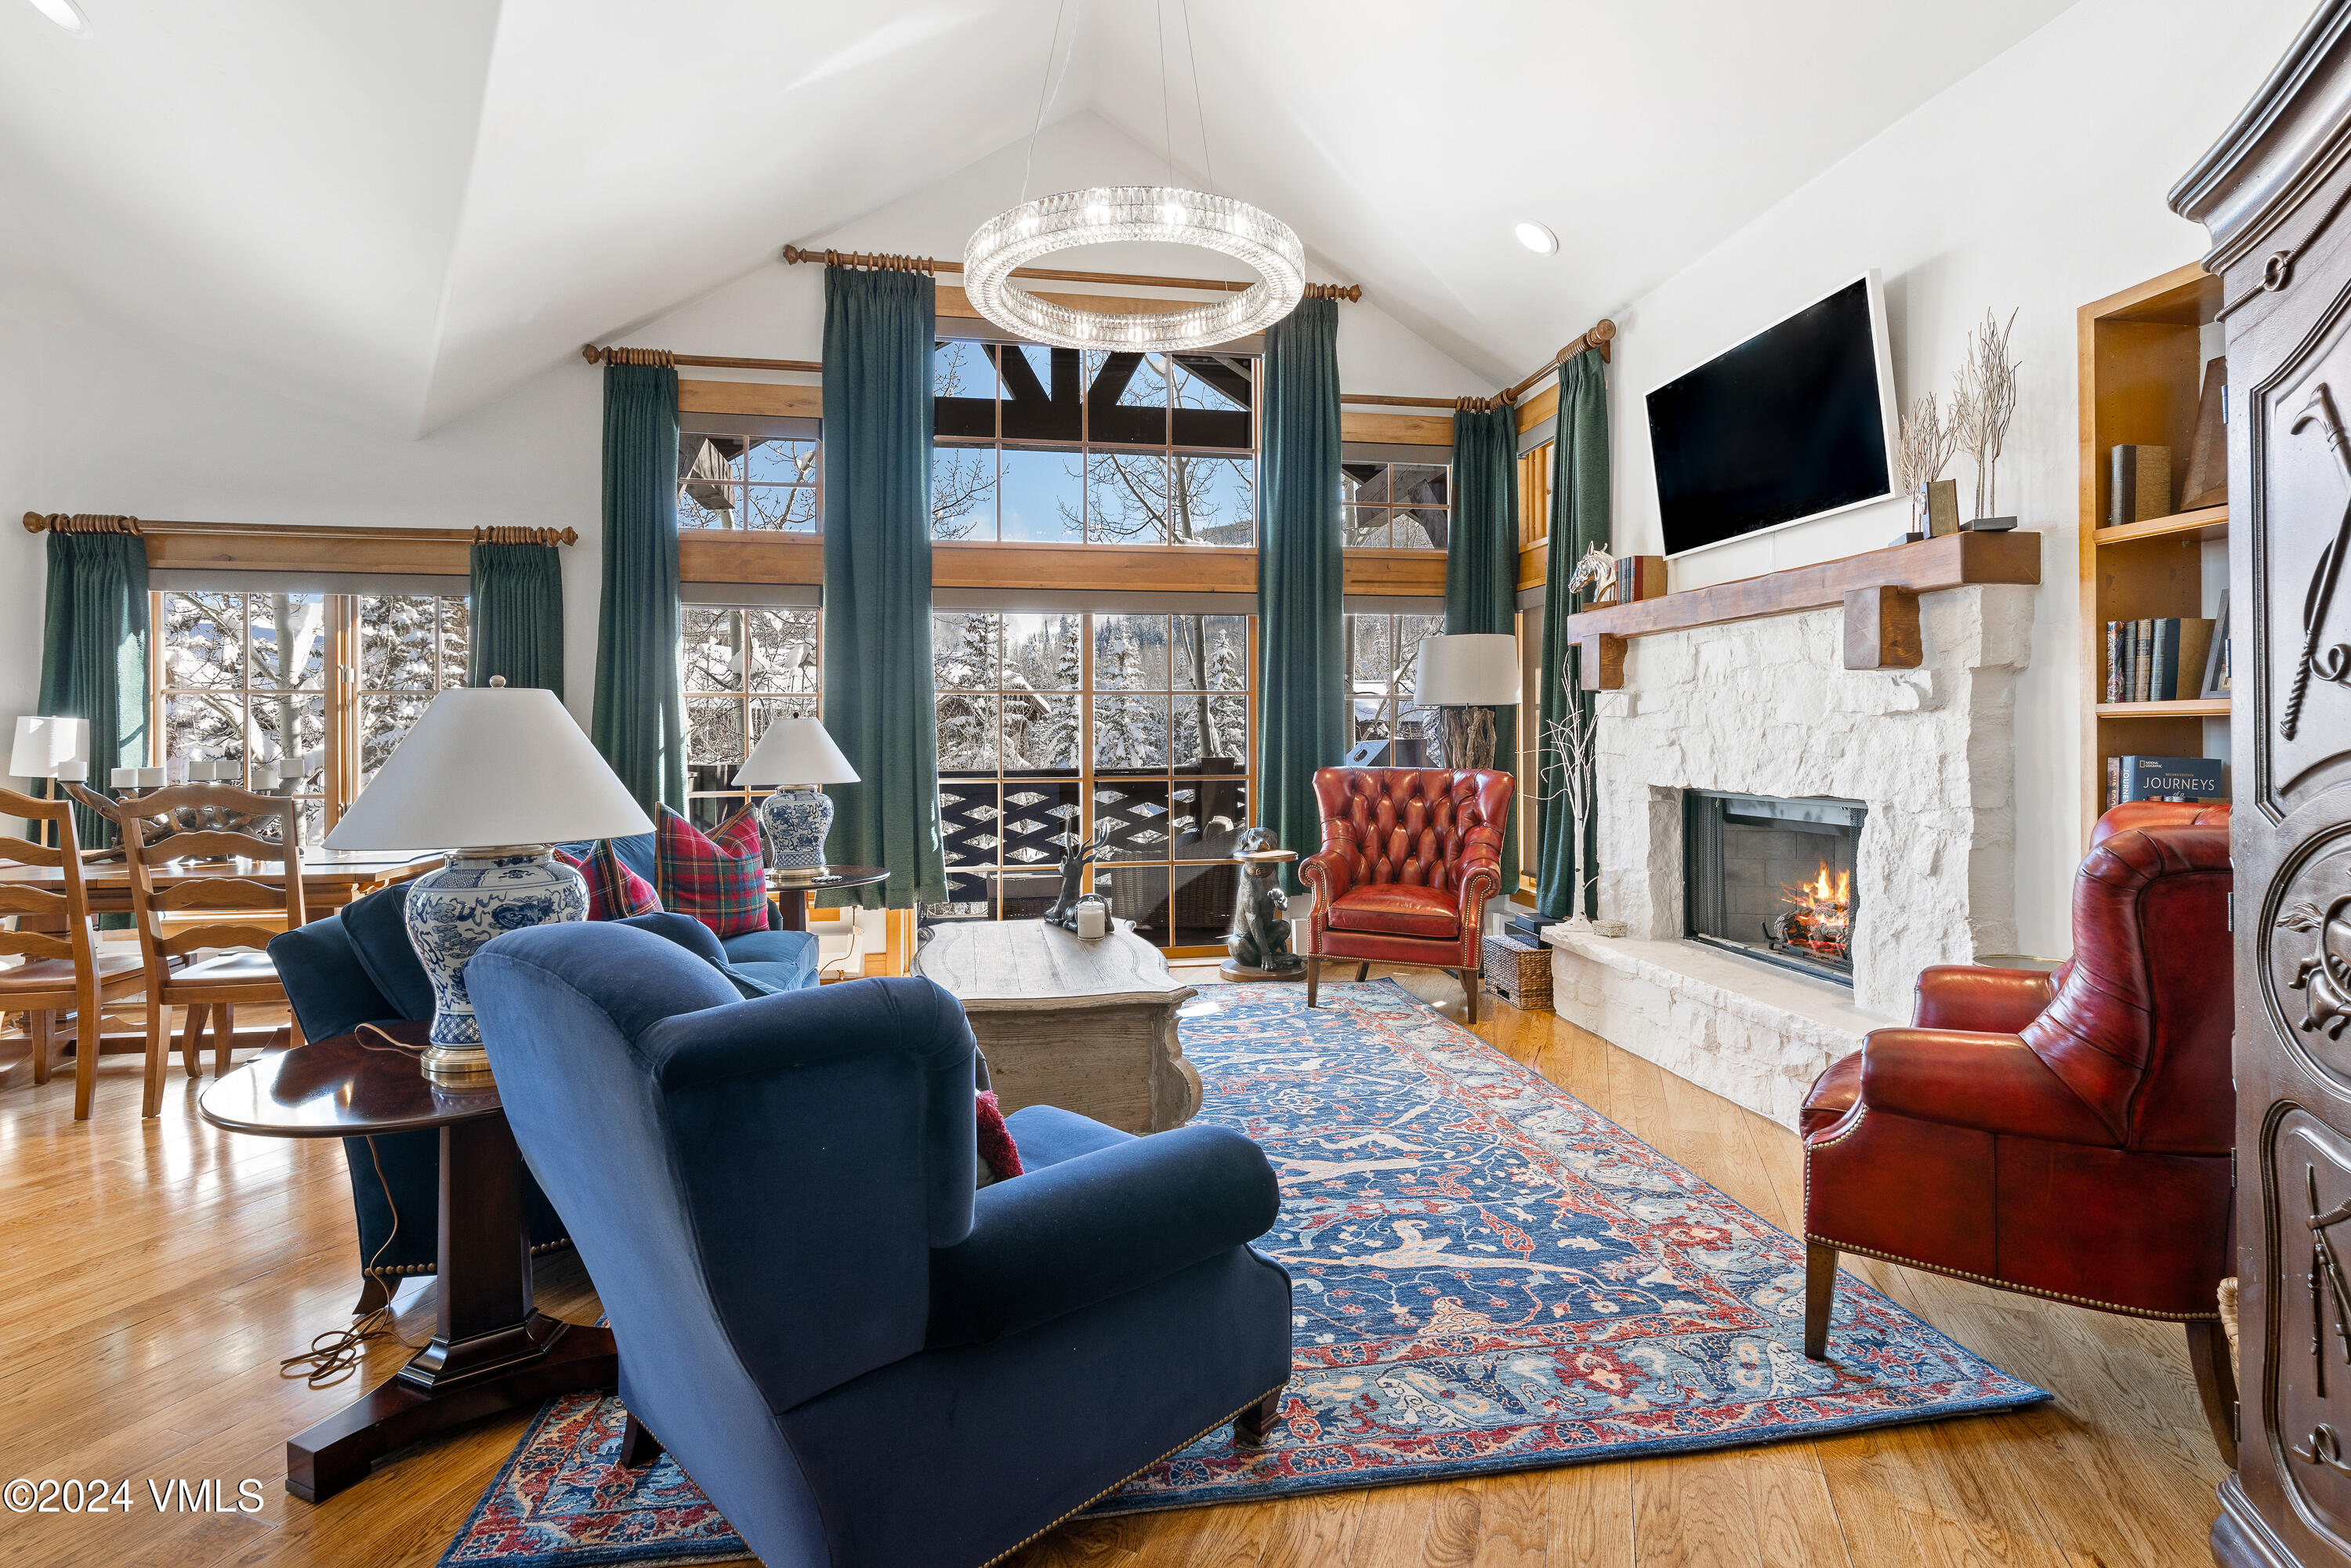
xmin=1543 ymin=584 xmax=2038 ymax=1127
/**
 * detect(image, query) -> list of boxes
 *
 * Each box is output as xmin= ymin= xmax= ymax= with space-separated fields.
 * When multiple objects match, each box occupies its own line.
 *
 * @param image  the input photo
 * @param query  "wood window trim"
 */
xmin=676 ymin=534 xmax=1445 ymax=598
xmin=677 ymin=378 xmax=1448 ymax=449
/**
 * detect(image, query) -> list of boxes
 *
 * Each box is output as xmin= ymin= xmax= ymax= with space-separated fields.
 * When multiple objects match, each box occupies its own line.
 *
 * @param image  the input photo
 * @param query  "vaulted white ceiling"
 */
xmin=0 ymin=0 xmax=2079 ymax=433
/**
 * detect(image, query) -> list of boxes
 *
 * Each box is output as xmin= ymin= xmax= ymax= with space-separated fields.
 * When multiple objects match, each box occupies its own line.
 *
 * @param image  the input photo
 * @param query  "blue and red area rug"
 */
xmin=439 ymin=980 xmax=2045 ymax=1566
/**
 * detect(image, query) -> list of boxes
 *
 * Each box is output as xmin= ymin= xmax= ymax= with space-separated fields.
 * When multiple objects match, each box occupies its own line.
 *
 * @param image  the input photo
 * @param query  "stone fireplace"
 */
xmin=1544 ymin=581 xmax=2037 ymax=1126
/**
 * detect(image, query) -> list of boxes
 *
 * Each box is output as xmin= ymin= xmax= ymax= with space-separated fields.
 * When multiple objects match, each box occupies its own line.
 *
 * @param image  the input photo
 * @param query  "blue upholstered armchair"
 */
xmin=468 ymin=922 xmax=1293 ymax=1568
xmin=269 ymin=883 xmax=820 ymax=1311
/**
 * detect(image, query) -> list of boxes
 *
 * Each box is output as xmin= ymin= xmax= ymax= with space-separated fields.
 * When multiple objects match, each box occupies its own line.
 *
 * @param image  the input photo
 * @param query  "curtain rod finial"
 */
xmin=1590 ymin=319 xmax=1617 ymax=343
xmin=22 ymin=511 xmax=43 ymax=534
xmin=580 ymin=344 xmax=603 ymax=364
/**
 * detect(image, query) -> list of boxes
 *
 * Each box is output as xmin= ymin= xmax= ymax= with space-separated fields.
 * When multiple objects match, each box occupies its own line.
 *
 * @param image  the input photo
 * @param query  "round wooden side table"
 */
xmin=198 ymin=1020 xmax=616 ymax=1503
xmin=766 ymin=863 xmax=889 ymax=931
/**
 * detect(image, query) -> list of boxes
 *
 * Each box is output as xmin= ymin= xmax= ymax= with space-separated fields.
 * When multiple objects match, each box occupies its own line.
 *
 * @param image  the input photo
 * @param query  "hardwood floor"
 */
xmin=0 ymin=972 xmax=2226 ymax=1567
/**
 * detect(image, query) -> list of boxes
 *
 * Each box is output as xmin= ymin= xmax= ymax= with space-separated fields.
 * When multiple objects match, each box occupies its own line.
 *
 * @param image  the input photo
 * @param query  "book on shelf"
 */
xmin=2110 ymin=444 xmax=2174 ymax=525
xmin=2102 ymin=617 xmax=2217 ymax=702
xmin=2116 ymin=755 xmax=2225 ymax=803
xmin=2106 ymin=754 xmax=2122 ymax=809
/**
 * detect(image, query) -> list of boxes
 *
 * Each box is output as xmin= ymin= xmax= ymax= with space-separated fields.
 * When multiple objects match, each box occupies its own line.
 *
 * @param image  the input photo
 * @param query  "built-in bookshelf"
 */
xmin=2077 ymin=262 xmax=2230 ymax=844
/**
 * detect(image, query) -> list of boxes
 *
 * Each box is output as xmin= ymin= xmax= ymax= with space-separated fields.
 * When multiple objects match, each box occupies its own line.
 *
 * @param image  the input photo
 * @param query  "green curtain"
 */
xmin=469 ymin=542 xmax=565 ymax=697
xmin=592 ymin=362 xmax=686 ymax=814
xmin=1536 ymin=349 xmax=1610 ymax=920
xmin=1256 ymin=297 xmax=1346 ymax=890
xmin=36 ymin=527 xmax=150 ymax=849
xmin=1447 ymin=403 xmax=1520 ymax=881
xmin=820 ymin=265 xmax=945 ymax=909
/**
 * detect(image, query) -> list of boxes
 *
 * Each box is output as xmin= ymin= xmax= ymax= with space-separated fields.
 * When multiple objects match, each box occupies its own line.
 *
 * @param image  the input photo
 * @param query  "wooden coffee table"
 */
xmin=198 ymin=1022 xmax=617 ymax=1502
xmin=911 ymin=918 xmax=1201 ymax=1134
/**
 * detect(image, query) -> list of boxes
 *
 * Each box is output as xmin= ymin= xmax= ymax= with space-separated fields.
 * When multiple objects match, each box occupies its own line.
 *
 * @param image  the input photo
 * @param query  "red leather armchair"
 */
xmin=1799 ymin=802 xmax=2235 ymax=1459
xmin=1299 ymin=767 xmax=1514 ymax=1024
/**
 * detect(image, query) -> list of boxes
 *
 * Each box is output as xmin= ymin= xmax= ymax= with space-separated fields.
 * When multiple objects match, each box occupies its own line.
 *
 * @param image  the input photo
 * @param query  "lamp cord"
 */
xmin=277 ymin=1023 xmax=432 ymax=1387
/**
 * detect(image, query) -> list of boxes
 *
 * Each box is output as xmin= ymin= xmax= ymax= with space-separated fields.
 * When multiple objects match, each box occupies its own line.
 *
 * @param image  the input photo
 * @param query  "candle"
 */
xmin=1074 ymin=900 xmax=1109 ymax=940
xmin=136 ymin=766 xmax=165 ymax=788
xmin=53 ymin=760 xmax=87 ymax=783
xmin=111 ymin=768 xmax=138 ymax=788
xmin=255 ymin=760 xmax=281 ymax=788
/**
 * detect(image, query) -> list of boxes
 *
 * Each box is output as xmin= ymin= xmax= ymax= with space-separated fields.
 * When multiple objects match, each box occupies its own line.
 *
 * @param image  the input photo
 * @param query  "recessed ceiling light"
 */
xmin=24 ymin=0 xmax=90 ymax=34
xmin=1515 ymin=222 xmax=1559 ymax=256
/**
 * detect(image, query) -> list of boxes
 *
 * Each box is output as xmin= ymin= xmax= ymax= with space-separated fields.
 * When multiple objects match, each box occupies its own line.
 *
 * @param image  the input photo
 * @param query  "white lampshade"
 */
xmin=1414 ymin=635 xmax=1521 ymax=707
xmin=734 ymin=715 xmax=860 ymax=788
xmin=325 ymin=685 xmax=653 ymax=850
xmin=9 ymin=715 xmax=89 ymax=779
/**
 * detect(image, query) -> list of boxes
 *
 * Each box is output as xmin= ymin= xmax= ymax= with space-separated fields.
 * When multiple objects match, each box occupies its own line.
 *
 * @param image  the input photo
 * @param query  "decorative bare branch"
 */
xmin=1893 ymin=393 xmax=1958 ymax=498
xmin=1951 ymin=308 xmax=2021 ymax=520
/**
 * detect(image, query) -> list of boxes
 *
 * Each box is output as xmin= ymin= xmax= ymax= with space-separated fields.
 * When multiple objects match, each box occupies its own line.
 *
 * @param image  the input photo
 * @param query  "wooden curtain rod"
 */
xmin=23 ymin=512 xmax=577 ymax=546
xmin=1501 ymin=319 xmax=1617 ymax=403
xmin=1338 ymin=318 xmax=1617 ymax=418
xmin=581 ymin=345 xmax=822 ymax=375
xmin=23 ymin=512 xmax=141 ymax=534
xmin=471 ymin=526 xmax=578 ymax=546
xmin=778 ymin=243 xmax=1363 ymax=301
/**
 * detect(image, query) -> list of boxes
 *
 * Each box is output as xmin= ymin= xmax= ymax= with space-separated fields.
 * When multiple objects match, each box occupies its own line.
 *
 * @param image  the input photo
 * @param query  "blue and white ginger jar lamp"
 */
xmin=734 ymin=715 xmax=859 ymax=883
xmin=322 ymin=677 xmax=654 ymax=1082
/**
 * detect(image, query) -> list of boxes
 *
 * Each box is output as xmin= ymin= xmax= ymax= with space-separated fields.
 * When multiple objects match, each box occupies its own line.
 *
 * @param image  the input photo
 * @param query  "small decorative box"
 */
xmin=1481 ymin=933 xmax=1552 ymax=1012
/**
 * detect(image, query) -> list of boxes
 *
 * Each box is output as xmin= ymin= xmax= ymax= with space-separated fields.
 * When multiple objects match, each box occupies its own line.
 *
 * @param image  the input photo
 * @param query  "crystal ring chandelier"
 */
xmin=962 ymin=186 xmax=1305 ymax=352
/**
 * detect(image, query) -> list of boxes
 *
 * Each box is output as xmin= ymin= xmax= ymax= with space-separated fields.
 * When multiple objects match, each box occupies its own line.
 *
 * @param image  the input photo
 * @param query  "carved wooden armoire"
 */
xmin=2174 ymin=3 xmax=2351 ymax=1563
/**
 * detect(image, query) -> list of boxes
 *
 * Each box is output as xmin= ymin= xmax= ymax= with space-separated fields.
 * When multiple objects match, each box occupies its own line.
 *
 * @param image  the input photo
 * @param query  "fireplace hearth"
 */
xmin=1684 ymin=791 xmax=1866 ymax=987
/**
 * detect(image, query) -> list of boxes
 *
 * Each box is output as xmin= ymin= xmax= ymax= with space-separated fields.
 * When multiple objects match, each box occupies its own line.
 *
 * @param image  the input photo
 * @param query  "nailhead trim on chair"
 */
xmin=360 ymin=1236 xmax=572 ymax=1281
xmin=1802 ymin=1117 xmax=2218 ymax=1320
xmin=976 ymin=1382 xmax=1290 ymax=1568
xmin=1804 ymin=1233 xmax=2219 ymax=1322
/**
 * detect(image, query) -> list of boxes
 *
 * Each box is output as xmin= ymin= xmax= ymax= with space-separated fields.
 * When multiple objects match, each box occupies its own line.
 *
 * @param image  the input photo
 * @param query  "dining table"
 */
xmin=0 ymin=846 xmax=444 ymax=916
xmin=0 ymin=848 xmax=443 ymax=1061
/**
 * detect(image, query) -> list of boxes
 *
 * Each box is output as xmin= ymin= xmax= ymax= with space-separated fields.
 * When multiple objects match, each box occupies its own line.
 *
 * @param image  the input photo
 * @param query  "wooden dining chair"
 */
xmin=121 ymin=784 xmax=307 ymax=1117
xmin=1 ymin=786 xmax=151 ymax=1118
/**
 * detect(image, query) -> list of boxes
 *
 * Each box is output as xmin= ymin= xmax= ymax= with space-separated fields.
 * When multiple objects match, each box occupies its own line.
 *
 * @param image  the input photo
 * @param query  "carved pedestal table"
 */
xmin=911 ymin=918 xmax=1201 ymax=1135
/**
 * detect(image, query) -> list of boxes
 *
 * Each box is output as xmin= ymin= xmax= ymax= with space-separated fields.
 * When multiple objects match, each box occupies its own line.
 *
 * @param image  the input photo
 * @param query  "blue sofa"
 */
xmin=469 ymin=922 xmax=1293 ymax=1568
xmin=269 ymin=882 xmax=820 ymax=1309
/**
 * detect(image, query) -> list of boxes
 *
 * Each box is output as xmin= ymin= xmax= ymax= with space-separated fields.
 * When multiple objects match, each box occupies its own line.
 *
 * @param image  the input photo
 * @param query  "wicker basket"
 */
xmin=1481 ymin=933 xmax=1552 ymax=1012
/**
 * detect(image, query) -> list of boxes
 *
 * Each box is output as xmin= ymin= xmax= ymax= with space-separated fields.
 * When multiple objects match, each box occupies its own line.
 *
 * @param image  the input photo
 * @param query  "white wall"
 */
xmin=1 ymin=109 xmax=1483 ymax=784
xmin=1 ymin=299 xmax=42 ymax=818
xmin=1598 ymin=0 xmax=2307 ymax=958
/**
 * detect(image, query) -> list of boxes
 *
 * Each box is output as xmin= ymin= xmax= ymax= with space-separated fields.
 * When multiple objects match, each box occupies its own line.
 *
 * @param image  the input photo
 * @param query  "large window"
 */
xmin=931 ymin=610 xmax=1252 ymax=950
xmin=154 ymin=591 xmax=331 ymax=843
xmin=931 ymin=342 xmax=1255 ymax=546
xmin=353 ymin=593 xmax=469 ymax=788
xmin=1346 ymin=612 xmax=1444 ymax=762
xmin=1342 ymin=460 xmax=1450 ymax=549
xmin=152 ymin=589 xmax=472 ymax=845
xmin=676 ymin=432 xmax=820 ymax=532
xmin=683 ymin=604 xmax=821 ymax=830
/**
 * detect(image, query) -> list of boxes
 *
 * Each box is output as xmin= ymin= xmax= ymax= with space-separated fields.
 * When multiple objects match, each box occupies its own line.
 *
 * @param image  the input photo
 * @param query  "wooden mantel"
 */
xmin=1562 ymin=531 xmax=2043 ymax=689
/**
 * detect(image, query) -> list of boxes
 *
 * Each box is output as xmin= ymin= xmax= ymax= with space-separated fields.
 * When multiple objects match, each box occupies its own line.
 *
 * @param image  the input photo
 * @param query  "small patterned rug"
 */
xmin=439 ymin=981 xmax=2045 ymax=1565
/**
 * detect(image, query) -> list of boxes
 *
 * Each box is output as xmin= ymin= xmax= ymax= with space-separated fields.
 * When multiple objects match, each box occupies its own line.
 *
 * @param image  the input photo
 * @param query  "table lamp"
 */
xmin=734 ymin=716 xmax=858 ymax=882
xmin=324 ymin=679 xmax=653 ymax=1081
xmin=11 ymin=715 xmax=90 ymax=848
xmin=1412 ymin=634 xmax=1520 ymax=770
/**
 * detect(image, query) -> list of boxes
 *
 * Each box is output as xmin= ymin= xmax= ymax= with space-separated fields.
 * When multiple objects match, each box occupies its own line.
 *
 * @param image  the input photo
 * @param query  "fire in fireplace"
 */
xmin=1684 ymin=791 xmax=1866 ymax=986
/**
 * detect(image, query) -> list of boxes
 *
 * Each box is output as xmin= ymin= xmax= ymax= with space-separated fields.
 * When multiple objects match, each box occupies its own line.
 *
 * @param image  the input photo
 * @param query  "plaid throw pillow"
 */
xmin=655 ymin=804 xmax=769 ymax=938
xmin=555 ymin=841 xmax=663 ymax=922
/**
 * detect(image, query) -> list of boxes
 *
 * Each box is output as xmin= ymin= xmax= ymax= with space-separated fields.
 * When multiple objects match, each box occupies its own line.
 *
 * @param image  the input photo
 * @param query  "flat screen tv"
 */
xmin=1645 ymin=274 xmax=1898 ymax=558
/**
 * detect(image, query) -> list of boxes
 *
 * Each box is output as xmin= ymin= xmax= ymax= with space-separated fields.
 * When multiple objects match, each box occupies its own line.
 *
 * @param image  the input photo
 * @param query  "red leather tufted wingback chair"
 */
xmin=1799 ymin=802 xmax=2236 ymax=1459
xmin=1299 ymin=767 xmax=1514 ymax=1024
